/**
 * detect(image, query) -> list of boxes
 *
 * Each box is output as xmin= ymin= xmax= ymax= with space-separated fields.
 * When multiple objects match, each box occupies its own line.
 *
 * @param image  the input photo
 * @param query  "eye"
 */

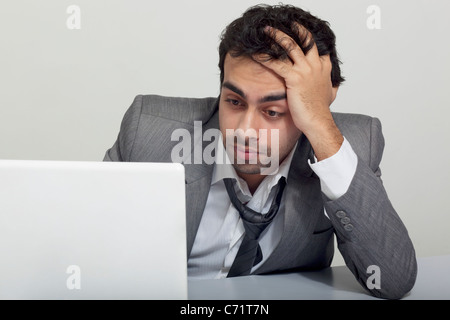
xmin=265 ymin=110 xmax=282 ymax=118
xmin=225 ymin=99 xmax=242 ymax=107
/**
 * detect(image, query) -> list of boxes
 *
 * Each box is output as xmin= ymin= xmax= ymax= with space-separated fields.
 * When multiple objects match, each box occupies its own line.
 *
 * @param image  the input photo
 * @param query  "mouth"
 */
xmin=234 ymin=145 xmax=258 ymax=161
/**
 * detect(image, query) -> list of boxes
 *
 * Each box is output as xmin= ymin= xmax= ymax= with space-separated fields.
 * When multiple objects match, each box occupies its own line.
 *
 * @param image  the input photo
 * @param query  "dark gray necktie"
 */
xmin=223 ymin=177 xmax=286 ymax=277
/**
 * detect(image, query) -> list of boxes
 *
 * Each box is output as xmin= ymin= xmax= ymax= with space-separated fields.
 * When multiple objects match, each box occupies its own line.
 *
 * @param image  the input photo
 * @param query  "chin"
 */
xmin=232 ymin=164 xmax=263 ymax=175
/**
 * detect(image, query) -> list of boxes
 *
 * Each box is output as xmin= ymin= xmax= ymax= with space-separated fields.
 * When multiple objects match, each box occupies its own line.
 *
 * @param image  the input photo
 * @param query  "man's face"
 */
xmin=219 ymin=54 xmax=302 ymax=175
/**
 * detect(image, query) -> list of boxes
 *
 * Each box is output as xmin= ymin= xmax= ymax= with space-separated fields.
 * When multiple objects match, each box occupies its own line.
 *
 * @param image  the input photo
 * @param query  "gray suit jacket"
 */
xmin=104 ymin=94 xmax=417 ymax=299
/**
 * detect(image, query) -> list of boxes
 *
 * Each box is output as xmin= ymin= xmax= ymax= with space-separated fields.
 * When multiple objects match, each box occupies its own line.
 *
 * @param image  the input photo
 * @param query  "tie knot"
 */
xmin=241 ymin=220 xmax=271 ymax=240
xmin=223 ymin=177 xmax=286 ymax=240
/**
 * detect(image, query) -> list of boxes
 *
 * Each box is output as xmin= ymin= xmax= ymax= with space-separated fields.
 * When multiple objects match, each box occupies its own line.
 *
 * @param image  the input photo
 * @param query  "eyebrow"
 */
xmin=222 ymin=81 xmax=287 ymax=103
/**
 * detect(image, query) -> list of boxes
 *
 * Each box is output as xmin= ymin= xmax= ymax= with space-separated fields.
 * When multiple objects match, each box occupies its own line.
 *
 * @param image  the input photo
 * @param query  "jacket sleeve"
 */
xmin=325 ymin=117 xmax=417 ymax=299
xmin=103 ymin=95 xmax=143 ymax=162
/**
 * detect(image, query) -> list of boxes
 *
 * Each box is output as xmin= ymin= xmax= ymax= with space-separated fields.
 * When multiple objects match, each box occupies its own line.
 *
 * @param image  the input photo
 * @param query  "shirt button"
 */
xmin=336 ymin=210 xmax=346 ymax=219
xmin=344 ymin=224 xmax=354 ymax=232
xmin=341 ymin=217 xmax=351 ymax=225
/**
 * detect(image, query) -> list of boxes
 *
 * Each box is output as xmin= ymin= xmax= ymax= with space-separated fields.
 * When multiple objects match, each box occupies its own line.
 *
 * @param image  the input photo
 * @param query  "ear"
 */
xmin=331 ymin=86 xmax=339 ymax=105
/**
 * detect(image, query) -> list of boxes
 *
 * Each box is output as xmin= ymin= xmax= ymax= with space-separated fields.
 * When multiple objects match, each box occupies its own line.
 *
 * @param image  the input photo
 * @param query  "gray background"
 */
xmin=1 ymin=0 xmax=449 ymax=266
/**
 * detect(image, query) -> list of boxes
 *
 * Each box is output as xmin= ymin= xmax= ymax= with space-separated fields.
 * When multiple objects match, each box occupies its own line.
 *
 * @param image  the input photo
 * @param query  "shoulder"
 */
xmin=331 ymin=112 xmax=385 ymax=170
xmin=332 ymin=112 xmax=380 ymax=135
xmin=133 ymin=94 xmax=218 ymax=124
xmin=116 ymin=94 xmax=218 ymax=162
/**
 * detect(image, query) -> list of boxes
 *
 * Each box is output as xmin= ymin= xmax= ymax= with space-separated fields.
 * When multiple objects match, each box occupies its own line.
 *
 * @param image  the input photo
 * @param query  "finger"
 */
xmin=264 ymin=26 xmax=306 ymax=64
xmin=291 ymin=22 xmax=320 ymax=63
xmin=292 ymin=23 xmax=316 ymax=53
xmin=253 ymin=53 xmax=293 ymax=79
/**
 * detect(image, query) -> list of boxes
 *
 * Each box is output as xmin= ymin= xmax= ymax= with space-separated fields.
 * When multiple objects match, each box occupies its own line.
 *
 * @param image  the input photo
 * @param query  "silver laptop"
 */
xmin=0 ymin=160 xmax=187 ymax=300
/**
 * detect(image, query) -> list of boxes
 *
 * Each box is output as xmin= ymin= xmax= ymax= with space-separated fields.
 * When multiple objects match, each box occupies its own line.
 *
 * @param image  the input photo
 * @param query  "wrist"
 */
xmin=303 ymin=118 xmax=344 ymax=161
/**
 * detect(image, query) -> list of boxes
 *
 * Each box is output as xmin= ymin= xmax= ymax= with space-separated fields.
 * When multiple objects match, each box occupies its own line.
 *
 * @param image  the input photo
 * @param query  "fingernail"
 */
xmin=264 ymin=26 xmax=271 ymax=32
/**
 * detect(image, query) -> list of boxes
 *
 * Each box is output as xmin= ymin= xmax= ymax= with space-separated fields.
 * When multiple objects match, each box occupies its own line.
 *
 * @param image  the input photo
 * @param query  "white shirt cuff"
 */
xmin=308 ymin=137 xmax=358 ymax=201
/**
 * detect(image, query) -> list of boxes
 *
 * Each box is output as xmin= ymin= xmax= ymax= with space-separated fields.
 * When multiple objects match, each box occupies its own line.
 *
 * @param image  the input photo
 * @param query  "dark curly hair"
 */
xmin=218 ymin=4 xmax=345 ymax=87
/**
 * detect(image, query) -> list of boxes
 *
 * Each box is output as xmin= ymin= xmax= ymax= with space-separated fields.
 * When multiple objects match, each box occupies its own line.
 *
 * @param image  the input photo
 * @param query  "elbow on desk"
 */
xmin=340 ymin=238 xmax=418 ymax=300
xmin=361 ymin=255 xmax=418 ymax=300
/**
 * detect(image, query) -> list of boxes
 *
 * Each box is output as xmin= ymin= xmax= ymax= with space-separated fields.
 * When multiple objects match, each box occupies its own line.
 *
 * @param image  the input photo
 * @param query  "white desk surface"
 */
xmin=188 ymin=255 xmax=450 ymax=300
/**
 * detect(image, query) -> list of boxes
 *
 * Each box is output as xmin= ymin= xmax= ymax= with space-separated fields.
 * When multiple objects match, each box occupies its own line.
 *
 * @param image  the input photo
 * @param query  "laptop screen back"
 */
xmin=0 ymin=160 xmax=187 ymax=300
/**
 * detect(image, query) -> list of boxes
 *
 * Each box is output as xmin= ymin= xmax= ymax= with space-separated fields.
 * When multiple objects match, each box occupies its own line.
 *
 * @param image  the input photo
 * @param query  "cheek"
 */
xmin=272 ymin=126 xmax=302 ymax=154
xmin=218 ymin=106 xmax=227 ymax=135
xmin=218 ymin=104 xmax=235 ymax=142
xmin=218 ymin=103 xmax=231 ymax=127
xmin=219 ymin=103 xmax=242 ymax=134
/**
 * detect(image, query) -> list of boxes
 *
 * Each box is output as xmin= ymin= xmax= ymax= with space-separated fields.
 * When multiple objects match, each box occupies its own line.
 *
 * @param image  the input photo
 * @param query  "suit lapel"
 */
xmin=184 ymin=111 xmax=219 ymax=257
xmin=256 ymin=135 xmax=324 ymax=273
xmin=184 ymin=160 xmax=214 ymax=258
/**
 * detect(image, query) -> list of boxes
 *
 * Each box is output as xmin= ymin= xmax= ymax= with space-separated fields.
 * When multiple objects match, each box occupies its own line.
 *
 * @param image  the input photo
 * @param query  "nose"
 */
xmin=236 ymin=107 xmax=260 ymax=140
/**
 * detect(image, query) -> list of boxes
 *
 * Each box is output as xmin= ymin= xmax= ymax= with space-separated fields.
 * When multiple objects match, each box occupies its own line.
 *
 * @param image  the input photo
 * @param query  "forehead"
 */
xmin=223 ymin=54 xmax=286 ymax=93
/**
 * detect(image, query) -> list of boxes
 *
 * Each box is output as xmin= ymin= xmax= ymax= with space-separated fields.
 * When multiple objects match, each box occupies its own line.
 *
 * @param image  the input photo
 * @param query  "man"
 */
xmin=104 ymin=4 xmax=417 ymax=299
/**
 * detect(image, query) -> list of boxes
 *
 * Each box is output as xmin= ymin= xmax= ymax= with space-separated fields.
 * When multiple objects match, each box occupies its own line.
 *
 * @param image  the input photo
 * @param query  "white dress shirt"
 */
xmin=187 ymin=136 xmax=358 ymax=279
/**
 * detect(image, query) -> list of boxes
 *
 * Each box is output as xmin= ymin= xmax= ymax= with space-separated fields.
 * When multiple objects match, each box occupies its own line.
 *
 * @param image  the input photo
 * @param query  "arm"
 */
xmin=322 ymin=118 xmax=417 ymax=299
xmin=256 ymin=25 xmax=416 ymax=299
